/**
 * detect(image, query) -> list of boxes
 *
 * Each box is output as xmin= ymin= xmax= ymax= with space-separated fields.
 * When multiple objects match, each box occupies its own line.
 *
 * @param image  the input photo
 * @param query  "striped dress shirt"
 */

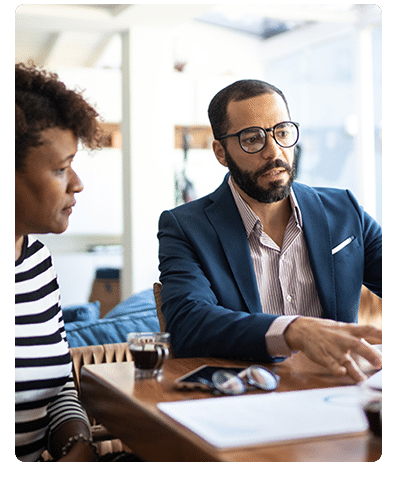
xmin=228 ymin=177 xmax=323 ymax=357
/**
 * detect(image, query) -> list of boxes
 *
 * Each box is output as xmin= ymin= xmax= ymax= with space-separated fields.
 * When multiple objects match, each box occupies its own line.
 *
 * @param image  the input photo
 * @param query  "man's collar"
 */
xmin=228 ymin=176 xmax=303 ymax=236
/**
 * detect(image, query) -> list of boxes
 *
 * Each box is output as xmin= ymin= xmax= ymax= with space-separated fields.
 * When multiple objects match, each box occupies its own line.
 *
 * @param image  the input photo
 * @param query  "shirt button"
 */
xmin=286 ymin=294 xmax=292 ymax=302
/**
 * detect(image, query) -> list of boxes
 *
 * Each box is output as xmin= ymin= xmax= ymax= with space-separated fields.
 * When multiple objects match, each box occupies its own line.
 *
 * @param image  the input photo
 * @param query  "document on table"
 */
xmin=158 ymin=386 xmax=369 ymax=449
xmin=363 ymin=369 xmax=382 ymax=390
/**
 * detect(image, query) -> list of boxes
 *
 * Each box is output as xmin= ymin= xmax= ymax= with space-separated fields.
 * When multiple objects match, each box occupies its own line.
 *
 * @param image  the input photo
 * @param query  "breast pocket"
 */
xmin=332 ymin=235 xmax=357 ymax=256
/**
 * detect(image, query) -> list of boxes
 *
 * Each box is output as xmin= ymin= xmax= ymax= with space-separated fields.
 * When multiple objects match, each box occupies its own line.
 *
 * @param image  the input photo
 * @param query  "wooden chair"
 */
xmin=358 ymin=285 xmax=382 ymax=328
xmin=153 ymin=281 xmax=175 ymax=359
xmin=153 ymin=281 xmax=166 ymax=332
xmin=69 ymin=342 xmax=133 ymax=456
xmin=40 ymin=342 xmax=134 ymax=460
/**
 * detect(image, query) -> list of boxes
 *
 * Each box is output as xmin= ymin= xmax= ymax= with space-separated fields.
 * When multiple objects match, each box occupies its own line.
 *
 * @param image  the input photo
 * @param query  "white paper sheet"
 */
xmin=158 ymin=386 xmax=369 ymax=449
xmin=363 ymin=369 xmax=382 ymax=390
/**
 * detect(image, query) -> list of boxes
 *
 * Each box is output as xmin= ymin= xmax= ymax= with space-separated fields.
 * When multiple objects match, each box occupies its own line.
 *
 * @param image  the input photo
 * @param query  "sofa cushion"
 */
xmin=103 ymin=288 xmax=156 ymax=319
xmin=64 ymin=289 xmax=160 ymax=348
xmin=63 ymin=301 xmax=100 ymax=323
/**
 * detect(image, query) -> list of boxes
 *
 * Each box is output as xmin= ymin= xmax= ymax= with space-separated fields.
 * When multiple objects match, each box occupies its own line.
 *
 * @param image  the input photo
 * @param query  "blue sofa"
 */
xmin=63 ymin=289 xmax=160 ymax=348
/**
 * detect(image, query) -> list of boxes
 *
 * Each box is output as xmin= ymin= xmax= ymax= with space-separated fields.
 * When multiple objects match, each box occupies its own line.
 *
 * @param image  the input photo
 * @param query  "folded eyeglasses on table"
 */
xmin=198 ymin=365 xmax=280 ymax=396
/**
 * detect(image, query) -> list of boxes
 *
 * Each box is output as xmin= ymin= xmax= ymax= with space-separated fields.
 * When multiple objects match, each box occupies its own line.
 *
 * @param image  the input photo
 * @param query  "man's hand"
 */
xmin=284 ymin=317 xmax=382 ymax=382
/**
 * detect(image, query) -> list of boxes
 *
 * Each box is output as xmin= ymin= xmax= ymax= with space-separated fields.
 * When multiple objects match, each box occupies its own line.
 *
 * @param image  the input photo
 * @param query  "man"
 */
xmin=158 ymin=79 xmax=382 ymax=382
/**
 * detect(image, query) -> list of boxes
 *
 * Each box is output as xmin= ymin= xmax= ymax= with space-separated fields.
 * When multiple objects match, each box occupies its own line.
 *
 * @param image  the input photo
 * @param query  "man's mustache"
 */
xmin=253 ymin=159 xmax=292 ymax=179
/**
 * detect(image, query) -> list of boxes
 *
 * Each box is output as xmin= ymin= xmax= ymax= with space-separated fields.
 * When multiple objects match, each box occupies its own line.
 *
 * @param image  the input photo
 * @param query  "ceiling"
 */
xmin=15 ymin=4 xmax=377 ymax=70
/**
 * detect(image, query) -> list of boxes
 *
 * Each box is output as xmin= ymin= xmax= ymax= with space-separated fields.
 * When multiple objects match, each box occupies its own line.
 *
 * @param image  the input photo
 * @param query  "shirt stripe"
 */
xmin=228 ymin=177 xmax=323 ymax=357
xmin=15 ymin=235 xmax=90 ymax=462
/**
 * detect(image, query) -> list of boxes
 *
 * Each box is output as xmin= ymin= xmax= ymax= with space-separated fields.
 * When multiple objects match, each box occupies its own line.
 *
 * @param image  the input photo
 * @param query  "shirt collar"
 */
xmin=227 ymin=175 xmax=303 ymax=237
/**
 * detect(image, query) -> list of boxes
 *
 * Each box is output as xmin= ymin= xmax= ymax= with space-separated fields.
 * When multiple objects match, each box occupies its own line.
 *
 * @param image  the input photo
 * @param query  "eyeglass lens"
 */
xmin=244 ymin=366 xmax=279 ymax=391
xmin=240 ymin=122 xmax=298 ymax=153
xmin=212 ymin=370 xmax=246 ymax=395
xmin=212 ymin=366 xmax=279 ymax=396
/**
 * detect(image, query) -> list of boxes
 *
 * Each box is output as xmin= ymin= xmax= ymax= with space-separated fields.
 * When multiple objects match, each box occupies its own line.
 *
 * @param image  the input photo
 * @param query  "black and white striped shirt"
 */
xmin=15 ymin=235 xmax=90 ymax=461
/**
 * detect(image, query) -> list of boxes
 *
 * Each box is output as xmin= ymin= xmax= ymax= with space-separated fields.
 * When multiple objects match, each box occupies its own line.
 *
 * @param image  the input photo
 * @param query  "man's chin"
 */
xmin=225 ymin=151 xmax=295 ymax=204
xmin=250 ymin=180 xmax=292 ymax=204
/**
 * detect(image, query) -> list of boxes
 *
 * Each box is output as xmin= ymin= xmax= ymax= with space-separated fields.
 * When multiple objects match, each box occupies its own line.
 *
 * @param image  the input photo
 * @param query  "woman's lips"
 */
xmin=61 ymin=207 xmax=73 ymax=217
xmin=61 ymin=201 xmax=75 ymax=217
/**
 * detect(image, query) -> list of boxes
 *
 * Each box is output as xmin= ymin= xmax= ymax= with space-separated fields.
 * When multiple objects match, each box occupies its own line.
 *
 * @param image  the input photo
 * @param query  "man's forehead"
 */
xmin=228 ymin=92 xmax=287 ymax=112
xmin=226 ymin=93 xmax=289 ymax=129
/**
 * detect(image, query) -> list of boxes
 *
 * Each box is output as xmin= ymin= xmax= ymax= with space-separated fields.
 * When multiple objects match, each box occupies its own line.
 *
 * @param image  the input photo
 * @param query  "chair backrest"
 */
xmin=69 ymin=342 xmax=133 ymax=449
xmin=358 ymin=285 xmax=382 ymax=328
xmin=70 ymin=342 xmax=132 ymax=396
xmin=153 ymin=281 xmax=166 ymax=333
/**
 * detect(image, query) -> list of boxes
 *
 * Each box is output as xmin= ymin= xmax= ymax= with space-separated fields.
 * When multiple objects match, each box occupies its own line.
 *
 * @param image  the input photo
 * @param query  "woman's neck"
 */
xmin=15 ymin=235 xmax=25 ymax=262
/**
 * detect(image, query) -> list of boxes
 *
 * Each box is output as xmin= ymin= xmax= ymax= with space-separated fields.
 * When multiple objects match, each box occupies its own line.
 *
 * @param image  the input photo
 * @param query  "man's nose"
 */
xmin=260 ymin=132 xmax=283 ymax=159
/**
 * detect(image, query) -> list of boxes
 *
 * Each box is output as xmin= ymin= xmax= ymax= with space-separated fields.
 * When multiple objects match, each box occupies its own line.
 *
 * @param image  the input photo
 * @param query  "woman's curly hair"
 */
xmin=15 ymin=62 xmax=106 ymax=169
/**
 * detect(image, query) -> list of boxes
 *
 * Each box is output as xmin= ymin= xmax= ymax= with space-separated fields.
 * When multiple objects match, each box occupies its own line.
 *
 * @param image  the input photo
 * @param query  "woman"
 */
xmin=15 ymin=62 xmax=105 ymax=461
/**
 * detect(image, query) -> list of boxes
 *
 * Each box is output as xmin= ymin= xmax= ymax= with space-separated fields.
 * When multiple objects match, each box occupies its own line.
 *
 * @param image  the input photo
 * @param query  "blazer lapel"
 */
xmin=205 ymin=177 xmax=262 ymax=313
xmin=293 ymin=183 xmax=337 ymax=320
xmin=203 ymin=178 xmax=337 ymax=319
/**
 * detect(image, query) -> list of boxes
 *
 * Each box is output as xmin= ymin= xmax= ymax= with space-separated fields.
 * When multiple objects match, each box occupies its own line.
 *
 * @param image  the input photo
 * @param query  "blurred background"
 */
xmin=15 ymin=4 xmax=382 ymax=308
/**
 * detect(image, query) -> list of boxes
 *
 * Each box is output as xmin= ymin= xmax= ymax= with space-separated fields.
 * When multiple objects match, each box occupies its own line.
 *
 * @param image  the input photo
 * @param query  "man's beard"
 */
xmin=225 ymin=149 xmax=296 ymax=204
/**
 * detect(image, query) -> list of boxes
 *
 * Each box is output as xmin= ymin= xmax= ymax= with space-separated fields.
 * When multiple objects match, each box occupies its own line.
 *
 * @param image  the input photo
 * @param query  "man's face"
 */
xmin=213 ymin=93 xmax=296 ymax=204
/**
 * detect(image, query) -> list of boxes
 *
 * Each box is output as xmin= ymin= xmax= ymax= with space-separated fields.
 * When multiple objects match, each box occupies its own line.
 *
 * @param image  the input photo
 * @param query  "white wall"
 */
xmin=42 ymin=21 xmax=267 ymax=306
xmin=38 ymin=16 xmax=381 ymax=307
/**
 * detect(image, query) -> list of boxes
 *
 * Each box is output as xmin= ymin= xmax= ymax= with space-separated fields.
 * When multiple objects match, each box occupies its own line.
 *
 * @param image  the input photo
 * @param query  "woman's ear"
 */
xmin=212 ymin=140 xmax=227 ymax=168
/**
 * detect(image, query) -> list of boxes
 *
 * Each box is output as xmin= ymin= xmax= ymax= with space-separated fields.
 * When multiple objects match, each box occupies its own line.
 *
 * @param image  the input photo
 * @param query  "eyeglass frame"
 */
xmin=198 ymin=365 xmax=280 ymax=396
xmin=218 ymin=121 xmax=300 ymax=153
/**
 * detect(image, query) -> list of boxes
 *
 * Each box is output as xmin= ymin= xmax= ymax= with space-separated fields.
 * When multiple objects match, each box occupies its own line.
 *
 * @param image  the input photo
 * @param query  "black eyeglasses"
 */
xmin=218 ymin=121 xmax=300 ymax=153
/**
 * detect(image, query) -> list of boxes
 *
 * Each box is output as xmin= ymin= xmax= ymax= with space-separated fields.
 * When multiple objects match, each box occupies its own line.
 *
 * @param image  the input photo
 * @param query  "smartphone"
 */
xmin=174 ymin=365 xmax=245 ymax=391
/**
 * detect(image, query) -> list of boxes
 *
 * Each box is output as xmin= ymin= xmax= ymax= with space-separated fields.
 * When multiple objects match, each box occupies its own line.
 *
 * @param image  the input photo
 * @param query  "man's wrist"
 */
xmin=266 ymin=315 xmax=299 ymax=357
xmin=283 ymin=317 xmax=305 ymax=351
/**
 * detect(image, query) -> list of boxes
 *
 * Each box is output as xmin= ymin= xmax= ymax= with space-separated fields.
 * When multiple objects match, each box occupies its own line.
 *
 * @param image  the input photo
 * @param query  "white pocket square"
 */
xmin=332 ymin=236 xmax=356 ymax=255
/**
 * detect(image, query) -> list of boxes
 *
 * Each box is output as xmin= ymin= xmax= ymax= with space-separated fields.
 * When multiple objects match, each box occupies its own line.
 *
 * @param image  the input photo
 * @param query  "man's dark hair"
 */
xmin=15 ymin=62 xmax=106 ymax=170
xmin=208 ymin=79 xmax=290 ymax=141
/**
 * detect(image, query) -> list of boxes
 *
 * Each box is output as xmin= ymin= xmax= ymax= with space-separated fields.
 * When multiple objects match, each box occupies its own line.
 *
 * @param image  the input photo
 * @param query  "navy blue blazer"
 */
xmin=158 ymin=175 xmax=382 ymax=362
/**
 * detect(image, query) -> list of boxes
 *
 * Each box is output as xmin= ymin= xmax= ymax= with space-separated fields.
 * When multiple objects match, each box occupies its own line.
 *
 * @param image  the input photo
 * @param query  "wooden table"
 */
xmin=80 ymin=354 xmax=381 ymax=462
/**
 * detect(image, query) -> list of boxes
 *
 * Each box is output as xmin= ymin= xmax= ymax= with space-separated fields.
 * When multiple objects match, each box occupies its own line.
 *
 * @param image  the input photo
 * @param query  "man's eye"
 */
xmin=242 ymin=132 xmax=262 ymax=144
xmin=276 ymin=127 xmax=293 ymax=139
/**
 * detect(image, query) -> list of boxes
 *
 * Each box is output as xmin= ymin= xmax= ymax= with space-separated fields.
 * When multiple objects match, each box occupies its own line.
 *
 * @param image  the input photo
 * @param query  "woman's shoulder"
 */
xmin=15 ymin=235 xmax=52 ymax=273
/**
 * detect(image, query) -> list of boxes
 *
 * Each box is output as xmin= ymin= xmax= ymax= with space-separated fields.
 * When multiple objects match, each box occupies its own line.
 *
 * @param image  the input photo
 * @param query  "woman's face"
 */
xmin=15 ymin=127 xmax=83 ymax=237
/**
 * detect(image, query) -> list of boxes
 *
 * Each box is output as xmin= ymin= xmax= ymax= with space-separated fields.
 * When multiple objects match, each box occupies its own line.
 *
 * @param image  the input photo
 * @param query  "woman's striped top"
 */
xmin=15 ymin=235 xmax=90 ymax=462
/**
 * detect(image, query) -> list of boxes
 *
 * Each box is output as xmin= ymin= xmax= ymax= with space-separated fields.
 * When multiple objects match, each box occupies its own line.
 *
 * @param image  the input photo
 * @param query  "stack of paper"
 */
xmin=158 ymin=386 xmax=369 ymax=448
xmin=363 ymin=369 xmax=382 ymax=390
